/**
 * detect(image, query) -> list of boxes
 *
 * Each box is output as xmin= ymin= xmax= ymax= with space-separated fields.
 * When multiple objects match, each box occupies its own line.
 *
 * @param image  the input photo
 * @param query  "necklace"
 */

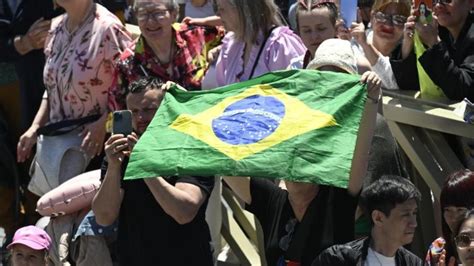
xmin=153 ymin=39 xmax=175 ymax=77
xmin=65 ymin=1 xmax=95 ymax=34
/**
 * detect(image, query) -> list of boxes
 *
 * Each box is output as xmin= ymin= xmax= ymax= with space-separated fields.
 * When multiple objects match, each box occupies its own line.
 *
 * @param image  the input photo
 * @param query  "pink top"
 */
xmin=43 ymin=4 xmax=132 ymax=123
xmin=215 ymin=26 xmax=306 ymax=86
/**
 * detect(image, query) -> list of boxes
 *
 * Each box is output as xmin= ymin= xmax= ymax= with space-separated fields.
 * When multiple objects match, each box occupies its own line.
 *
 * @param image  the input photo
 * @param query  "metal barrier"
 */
xmin=382 ymin=90 xmax=473 ymax=256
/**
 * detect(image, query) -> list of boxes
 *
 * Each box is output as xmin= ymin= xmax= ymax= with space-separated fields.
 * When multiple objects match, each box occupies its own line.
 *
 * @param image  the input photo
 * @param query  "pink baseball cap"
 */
xmin=6 ymin=226 xmax=51 ymax=251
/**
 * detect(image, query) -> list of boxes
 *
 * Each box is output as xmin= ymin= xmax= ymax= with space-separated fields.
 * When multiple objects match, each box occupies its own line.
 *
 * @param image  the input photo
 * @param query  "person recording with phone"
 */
xmin=392 ymin=0 xmax=474 ymax=102
xmin=92 ymin=77 xmax=216 ymax=266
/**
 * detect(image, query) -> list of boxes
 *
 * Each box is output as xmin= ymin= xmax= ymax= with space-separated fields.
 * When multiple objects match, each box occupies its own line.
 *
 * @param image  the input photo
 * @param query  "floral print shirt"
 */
xmin=43 ymin=4 xmax=132 ymax=123
xmin=115 ymin=23 xmax=224 ymax=107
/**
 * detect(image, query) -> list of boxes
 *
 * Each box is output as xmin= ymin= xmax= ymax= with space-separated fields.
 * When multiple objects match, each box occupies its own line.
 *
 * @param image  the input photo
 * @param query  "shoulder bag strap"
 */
xmin=37 ymin=114 xmax=101 ymax=136
xmin=248 ymin=26 xmax=278 ymax=79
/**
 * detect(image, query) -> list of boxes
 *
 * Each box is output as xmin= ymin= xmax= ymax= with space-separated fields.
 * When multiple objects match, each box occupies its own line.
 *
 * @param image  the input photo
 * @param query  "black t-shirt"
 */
xmin=246 ymin=178 xmax=358 ymax=266
xmin=100 ymin=158 xmax=215 ymax=266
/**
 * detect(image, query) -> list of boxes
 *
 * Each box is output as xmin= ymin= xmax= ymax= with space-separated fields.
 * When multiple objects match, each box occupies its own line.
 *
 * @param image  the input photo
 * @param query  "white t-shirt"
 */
xmin=352 ymin=30 xmax=400 ymax=90
xmin=364 ymin=247 xmax=396 ymax=266
xmin=178 ymin=0 xmax=215 ymax=19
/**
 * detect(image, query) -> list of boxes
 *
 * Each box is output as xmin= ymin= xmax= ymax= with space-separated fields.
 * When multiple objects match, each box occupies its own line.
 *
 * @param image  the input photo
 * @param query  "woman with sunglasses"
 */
xmin=393 ymin=0 xmax=474 ymax=101
xmin=350 ymin=0 xmax=411 ymax=89
xmin=426 ymin=169 xmax=474 ymax=265
xmin=439 ymin=208 xmax=474 ymax=266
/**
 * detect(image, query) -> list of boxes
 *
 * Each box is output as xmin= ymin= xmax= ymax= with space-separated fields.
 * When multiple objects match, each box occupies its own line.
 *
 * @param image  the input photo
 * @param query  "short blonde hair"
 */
xmin=371 ymin=0 xmax=410 ymax=17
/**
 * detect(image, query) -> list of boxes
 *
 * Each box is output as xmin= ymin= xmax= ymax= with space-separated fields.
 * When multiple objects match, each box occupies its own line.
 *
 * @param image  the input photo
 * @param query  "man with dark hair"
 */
xmin=312 ymin=175 xmax=423 ymax=266
xmin=92 ymin=76 xmax=215 ymax=266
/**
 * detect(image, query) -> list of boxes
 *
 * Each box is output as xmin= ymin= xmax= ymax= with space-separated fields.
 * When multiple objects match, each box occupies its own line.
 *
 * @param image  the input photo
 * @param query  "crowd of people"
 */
xmin=1 ymin=0 xmax=474 ymax=265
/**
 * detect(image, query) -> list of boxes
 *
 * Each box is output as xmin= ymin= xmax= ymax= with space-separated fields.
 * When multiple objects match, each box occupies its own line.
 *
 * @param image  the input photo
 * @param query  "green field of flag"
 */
xmin=124 ymin=69 xmax=367 ymax=188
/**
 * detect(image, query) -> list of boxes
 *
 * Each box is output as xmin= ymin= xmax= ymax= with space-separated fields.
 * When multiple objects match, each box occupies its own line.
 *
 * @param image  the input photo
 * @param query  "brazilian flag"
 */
xmin=124 ymin=69 xmax=367 ymax=188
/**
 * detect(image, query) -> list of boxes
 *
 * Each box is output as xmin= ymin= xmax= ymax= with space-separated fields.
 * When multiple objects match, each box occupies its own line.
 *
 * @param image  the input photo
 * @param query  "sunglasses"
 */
xmin=373 ymin=11 xmax=407 ymax=27
xmin=279 ymin=218 xmax=297 ymax=251
xmin=455 ymin=233 xmax=474 ymax=248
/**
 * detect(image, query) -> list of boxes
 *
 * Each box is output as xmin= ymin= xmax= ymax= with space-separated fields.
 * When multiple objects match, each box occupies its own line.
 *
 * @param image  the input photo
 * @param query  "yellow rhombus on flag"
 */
xmin=170 ymin=84 xmax=337 ymax=161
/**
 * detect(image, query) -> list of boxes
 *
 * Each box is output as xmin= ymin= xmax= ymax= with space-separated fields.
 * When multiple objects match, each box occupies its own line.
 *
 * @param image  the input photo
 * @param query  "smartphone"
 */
xmin=415 ymin=0 xmax=433 ymax=24
xmin=44 ymin=7 xmax=65 ymax=20
xmin=113 ymin=110 xmax=133 ymax=136
xmin=340 ymin=0 xmax=358 ymax=28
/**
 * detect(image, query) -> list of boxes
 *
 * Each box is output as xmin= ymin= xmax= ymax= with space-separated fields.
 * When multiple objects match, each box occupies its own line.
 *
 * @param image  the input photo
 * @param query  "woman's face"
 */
xmin=215 ymin=0 xmax=240 ymax=33
xmin=371 ymin=3 xmax=405 ymax=48
xmin=10 ymin=244 xmax=46 ymax=266
xmin=456 ymin=216 xmax=474 ymax=266
xmin=55 ymin=0 xmax=91 ymax=9
xmin=434 ymin=0 xmax=473 ymax=30
xmin=135 ymin=0 xmax=176 ymax=43
xmin=444 ymin=206 xmax=468 ymax=233
xmin=419 ymin=3 xmax=426 ymax=16
xmin=298 ymin=8 xmax=337 ymax=56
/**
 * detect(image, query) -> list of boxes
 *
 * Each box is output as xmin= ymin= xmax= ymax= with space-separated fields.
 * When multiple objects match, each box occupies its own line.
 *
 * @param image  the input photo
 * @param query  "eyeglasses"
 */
xmin=136 ymin=7 xmax=169 ymax=22
xmin=373 ymin=11 xmax=407 ymax=27
xmin=455 ymin=233 xmax=474 ymax=248
xmin=433 ymin=0 xmax=453 ymax=5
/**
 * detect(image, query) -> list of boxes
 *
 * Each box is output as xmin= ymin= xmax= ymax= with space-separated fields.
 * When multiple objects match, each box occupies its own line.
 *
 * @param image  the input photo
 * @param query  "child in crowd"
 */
xmin=289 ymin=0 xmax=339 ymax=69
xmin=289 ymin=0 xmax=372 ymax=74
xmin=7 ymin=226 xmax=51 ymax=266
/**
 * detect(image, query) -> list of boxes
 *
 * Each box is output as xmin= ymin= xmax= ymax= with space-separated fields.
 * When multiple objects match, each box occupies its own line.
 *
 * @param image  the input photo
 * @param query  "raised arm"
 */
xmin=182 ymin=15 xmax=223 ymax=27
xmin=143 ymin=177 xmax=211 ymax=224
xmin=347 ymin=71 xmax=380 ymax=196
xmin=92 ymin=134 xmax=133 ymax=226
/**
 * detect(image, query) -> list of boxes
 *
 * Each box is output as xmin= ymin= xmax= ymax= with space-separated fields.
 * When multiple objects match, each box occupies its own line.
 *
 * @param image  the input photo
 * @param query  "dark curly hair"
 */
xmin=126 ymin=76 xmax=164 ymax=95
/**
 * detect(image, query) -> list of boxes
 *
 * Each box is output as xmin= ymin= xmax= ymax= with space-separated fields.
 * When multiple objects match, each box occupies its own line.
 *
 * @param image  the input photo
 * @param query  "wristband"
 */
xmin=367 ymin=94 xmax=380 ymax=104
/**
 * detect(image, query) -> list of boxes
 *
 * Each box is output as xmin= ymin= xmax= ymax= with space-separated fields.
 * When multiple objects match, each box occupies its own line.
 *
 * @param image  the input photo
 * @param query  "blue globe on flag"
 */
xmin=212 ymin=95 xmax=286 ymax=145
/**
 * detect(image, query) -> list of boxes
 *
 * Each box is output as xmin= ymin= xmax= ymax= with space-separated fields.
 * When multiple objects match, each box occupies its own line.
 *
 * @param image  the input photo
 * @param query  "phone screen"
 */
xmin=113 ymin=110 xmax=133 ymax=136
xmin=340 ymin=0 xmax=357 ymax=28
xmin=415 ymin=0 xmax=433 ymax=24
